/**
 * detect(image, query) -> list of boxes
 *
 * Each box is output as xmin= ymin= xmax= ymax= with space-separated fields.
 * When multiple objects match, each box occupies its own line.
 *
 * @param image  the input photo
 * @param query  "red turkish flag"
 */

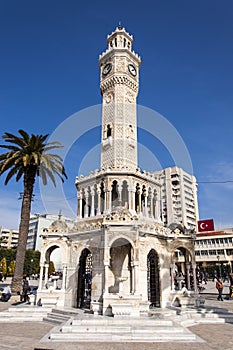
xmin=198 ymin=219 xmax=215 ymax=232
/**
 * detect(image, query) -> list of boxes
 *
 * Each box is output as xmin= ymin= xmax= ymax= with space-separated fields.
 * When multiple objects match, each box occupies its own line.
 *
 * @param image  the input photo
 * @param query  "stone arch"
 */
xmin=108 ymin=237 xmax=133 ymax=294
xmin=171 ymin=245 xmax=195 ymax=291
xmin=77 ymin=248 xmax=93 ymax=309
xmin=147 ymin=249 xmax=161 ymax=308
xmin=39 ymin=241 xmax=68 ymax=291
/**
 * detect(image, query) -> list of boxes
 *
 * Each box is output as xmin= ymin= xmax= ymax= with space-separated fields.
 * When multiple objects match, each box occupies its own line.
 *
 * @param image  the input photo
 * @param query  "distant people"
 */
xmin=22 ymin=277 xmax=30 ymax=302
xmin=1 ymin=285 xmax=11 ymax=302
xmin=216 ymin=278 xmax=224 ymax=301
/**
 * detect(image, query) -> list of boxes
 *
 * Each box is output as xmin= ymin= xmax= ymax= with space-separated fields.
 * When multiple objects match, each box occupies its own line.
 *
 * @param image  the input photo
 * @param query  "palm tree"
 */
xmin=0 ymin=130 xmax=67 ymax=292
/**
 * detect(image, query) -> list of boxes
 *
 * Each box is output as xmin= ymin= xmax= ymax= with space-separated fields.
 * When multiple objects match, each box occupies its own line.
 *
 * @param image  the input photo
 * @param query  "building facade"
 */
xmin=37 ymin=26 xmax=197 ymax=314
xmin=0 ymin=227 xmax=19 ymax=249
xmin=156 ymin=166 xmax=199 ymax=230
xmin=195 ymin=228 xmax=233 ymax=275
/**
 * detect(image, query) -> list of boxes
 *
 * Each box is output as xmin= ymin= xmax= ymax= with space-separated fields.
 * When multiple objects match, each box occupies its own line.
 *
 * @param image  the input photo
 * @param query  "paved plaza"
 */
xmin=0 ymin=278 xmax=233 ymax=350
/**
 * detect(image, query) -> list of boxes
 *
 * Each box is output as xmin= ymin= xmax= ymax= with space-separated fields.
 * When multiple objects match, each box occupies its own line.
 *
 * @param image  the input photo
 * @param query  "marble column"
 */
xmin=44 ymin=263 xmax=49 ymax=287
xmin=186 ymin=263 xmax=191 ymax=290
xmin=192 ymin=263 xmax=198 ymax=293
xmin=78 ymin=193 xmax=83 ymax=219
xmin=97 ymin=189 xmax=101 ymax=215
xmin=61 ymin=264 xmax=67 ymax=290
xmin=91 ymin=190 xmax=95 ymax=217
xmin=38 ymin=264 xmax=44 ymax=291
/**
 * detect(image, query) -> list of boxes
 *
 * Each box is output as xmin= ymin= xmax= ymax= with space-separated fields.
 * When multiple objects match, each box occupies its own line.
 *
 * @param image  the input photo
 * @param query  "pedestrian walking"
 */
xmin=22 ymin=277 xmax=30 ymax=302
xmin=216 ymin=278 xmax=224 ymax=301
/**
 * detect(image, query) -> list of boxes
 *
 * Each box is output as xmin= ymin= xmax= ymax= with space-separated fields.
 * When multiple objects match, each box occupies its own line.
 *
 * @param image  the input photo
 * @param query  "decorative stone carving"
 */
xmin=105 ymin=206 xmax=138 ymax=222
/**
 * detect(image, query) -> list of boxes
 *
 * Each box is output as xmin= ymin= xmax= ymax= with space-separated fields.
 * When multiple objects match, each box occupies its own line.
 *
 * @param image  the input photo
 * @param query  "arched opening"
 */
xmin=81 ymin=188 xmax=85 ymax=218
xmin=107 ymin=124 xmax=112 ymax=137
xmin=141 ymin=185 xmax=146 ymax=214
xmin=111 ymin=180 xmax=119 ymax=208
xmin=42 ymin=245 xmax=64 ymax=290
xmin=135 ymin=183 xmax=140 ymax=213
xmin=121 ymin=180 xmax=129 ymax=208
xmin=77 ymin=248 xmax=92 ymax=309
xmin=172 ymin=247 xmax=193 ymax=291
xmin=94 ymin=184 xmax=98 ymax=216
xmin=100 ymin=181 xmax=105 ymax=214
xmin=147 ymin=249 xmax=160 ymax=308
xmin=109 ymin=238 xmax=133 ymax=294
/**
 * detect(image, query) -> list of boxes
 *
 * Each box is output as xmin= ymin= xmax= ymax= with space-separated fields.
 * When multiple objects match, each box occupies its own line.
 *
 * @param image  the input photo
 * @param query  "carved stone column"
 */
xmin=170 ymin=264 xmax=176 ymax=291
xmin=78 ymin=192 xmax=83 ymax=219
xmin=38 ymin=263 xmax=44 ymax=291
xmin=144 ymin=193 xmax=148 ymax=217
xmin=44 ymin=263 xmax=49 ymax=287
xmin=134 ymin=261 xmax=139 ymax=293
xmin=192 ymin=263 xmax=197 ymax=292
xmin=186 ymin=263 xmax=191 ymax=290
xmin=104 ymin=261 xmax=109 ymax=294
xmin=131 ymin=262 xmax=135 ymax=294
xmin=97 ymin=189 xmax=101 ymax=215
xmin=61 ymin=264 xmax=67 ymax=290
xmin=91 ymin=190 xmax=95 ymax=217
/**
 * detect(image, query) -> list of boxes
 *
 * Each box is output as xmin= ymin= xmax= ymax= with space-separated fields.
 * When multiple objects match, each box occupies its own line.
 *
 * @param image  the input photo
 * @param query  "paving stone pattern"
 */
xmin=0 ymin=279 xmax=233 ymax=350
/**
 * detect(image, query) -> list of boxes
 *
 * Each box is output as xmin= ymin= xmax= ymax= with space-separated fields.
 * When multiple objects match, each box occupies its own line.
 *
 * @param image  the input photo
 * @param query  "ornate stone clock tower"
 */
xmin=99 ymin=26 xmax=141 ymax=171
xmin=37 ymin=26 xmax=197 ymax=319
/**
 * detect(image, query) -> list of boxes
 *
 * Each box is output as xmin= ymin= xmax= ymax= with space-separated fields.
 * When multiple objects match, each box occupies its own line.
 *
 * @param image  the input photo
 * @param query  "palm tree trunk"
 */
xmin=11 ymin=168 xmax=36 ymax=293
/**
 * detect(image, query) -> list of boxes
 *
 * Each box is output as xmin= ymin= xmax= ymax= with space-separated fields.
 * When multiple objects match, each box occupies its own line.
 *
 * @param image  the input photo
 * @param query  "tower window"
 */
xmin=107 ymin=124 xmax=112 ymax=137
xmin=115 ymin=37 xmax=117 ymax=47
xmin=124 ymin=38 xmax=126 ymax=47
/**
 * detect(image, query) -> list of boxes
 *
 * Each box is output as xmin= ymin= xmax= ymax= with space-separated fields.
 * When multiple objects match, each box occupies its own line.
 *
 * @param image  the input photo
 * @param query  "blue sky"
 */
xmin=0 ymin=0 xmax=233 ymax=229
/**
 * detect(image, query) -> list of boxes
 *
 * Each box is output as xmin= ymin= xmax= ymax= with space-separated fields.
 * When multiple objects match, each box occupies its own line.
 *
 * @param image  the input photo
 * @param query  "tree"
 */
xmin=0 ymin=130 xmax=67 ymax=292
xmin=49 ymin=261 xmax=56 ymax=276
xmin=8 ymin=260 xmax=16 ymax=276
xmin=0 ymin=257 xmax=7 ymax=277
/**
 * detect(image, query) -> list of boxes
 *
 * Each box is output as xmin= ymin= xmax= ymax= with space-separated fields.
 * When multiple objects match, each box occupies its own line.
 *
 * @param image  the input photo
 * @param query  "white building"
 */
xmin=0 ymin=227 xmax=19 ymax=249
xmin=27 ymin=214 xmax=75 ymax=251
xmin=195 ymin=228 xmax=233 ymax=274
xmin=155 ymin=166 xmax=199 ymax=230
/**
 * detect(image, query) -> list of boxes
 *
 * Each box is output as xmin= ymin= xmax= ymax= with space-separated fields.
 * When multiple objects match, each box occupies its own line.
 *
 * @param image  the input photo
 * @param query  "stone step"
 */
xmin=62 ymin=324 xmax=184 ymax=333
xmin=71 ymin=317 xmax=173 ymax=326
xmin=0 ymin=306 xmax=52 ymax=322
xmin=43 ymin=313 xmax=71 ymax=325
xmin=48 ymin=329 xmax=198 ymax=342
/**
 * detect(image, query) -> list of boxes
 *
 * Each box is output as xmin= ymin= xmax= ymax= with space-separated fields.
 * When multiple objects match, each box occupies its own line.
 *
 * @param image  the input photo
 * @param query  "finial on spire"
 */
xmin=118 ymin=21 xmax=123 ymax=30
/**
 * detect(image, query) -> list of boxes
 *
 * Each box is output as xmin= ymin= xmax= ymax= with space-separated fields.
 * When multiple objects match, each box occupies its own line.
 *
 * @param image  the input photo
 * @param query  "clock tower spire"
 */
xmin=99 ymin=26 xmax=141 ymax=171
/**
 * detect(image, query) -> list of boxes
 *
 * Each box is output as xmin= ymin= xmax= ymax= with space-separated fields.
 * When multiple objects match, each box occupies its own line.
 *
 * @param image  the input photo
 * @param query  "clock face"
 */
xmin=102 ymin=63 xmax=112 ymax=76
xmin=128 ymin=64 xmax=137 ymax=77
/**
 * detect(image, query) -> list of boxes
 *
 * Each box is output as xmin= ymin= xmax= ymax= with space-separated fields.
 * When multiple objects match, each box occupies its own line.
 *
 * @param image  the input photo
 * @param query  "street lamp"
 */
xmin=217 ymin=255 xmax=222 ymax=278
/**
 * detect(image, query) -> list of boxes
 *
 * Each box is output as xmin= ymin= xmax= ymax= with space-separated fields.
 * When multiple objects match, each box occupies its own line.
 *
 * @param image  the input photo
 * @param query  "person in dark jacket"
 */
xmin=216 ymin=278 xmax=224 ymax=301
xmin=22 ymin=277 xmax=30 ymax=302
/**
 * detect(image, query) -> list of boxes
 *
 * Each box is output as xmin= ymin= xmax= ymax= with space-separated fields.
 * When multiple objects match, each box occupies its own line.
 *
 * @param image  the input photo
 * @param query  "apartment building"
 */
xmin=155 ymin=166 xmax=199 ymax=230
xmin=0 ymin=227 xmax=19 ymax=249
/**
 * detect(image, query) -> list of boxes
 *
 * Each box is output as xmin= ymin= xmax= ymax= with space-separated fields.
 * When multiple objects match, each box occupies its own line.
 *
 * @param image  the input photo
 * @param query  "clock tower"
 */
xmin=99 ymin=26 xmax=141 ymax=171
